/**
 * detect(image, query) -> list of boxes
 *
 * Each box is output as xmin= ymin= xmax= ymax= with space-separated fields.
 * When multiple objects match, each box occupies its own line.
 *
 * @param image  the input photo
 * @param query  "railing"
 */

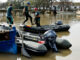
xmin=0 ymin=9 xmax=22 ymax=12
xmin=0 ymin=9 xmax=23 ymax=16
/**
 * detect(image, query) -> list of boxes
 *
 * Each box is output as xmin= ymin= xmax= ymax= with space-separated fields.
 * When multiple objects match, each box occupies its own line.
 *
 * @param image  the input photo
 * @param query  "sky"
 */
xmin=0 ymin=0 xmax=7 ymax=3
xmin=58 ymin=0 xmax=80 ymax=2
xmin=0 ymin=0 xmax=80 ymax=3
xmin=74 ymin=0 xmax=80 ymax=2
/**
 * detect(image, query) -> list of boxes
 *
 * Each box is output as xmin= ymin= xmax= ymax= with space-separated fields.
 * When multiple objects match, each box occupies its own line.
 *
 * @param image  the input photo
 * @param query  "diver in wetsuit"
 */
xmin=6 ymin=4 xmax=13 ymax=27
xmin=23 ymin=2 xmax=33 ymax=25
xmin=34 ymin=8 xmax=41 ymax=27
xmin=53 ymin=6 xmax=57 ymax=16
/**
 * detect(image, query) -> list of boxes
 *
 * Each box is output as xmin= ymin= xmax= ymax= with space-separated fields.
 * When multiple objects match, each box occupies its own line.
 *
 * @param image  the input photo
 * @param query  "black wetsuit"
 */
xmin=53 ymin=6 xmax=57 ymax=16
xmin=7 ymin=6 xmax=13 ymax=24
xmin=23 ymin=6 xmax=33 ymax=24
xmin=34 ymin=11 xmax=40 ymax=27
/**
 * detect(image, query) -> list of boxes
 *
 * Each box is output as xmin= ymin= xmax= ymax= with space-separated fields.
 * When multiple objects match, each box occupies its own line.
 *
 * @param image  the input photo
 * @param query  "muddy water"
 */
xmin=0 ymin=13 xmax=80 ymax=60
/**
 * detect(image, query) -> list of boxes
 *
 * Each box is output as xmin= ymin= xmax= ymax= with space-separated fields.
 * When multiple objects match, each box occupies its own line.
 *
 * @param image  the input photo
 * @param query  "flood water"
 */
xmin=0 ymin=12 xmax=80 ymax=60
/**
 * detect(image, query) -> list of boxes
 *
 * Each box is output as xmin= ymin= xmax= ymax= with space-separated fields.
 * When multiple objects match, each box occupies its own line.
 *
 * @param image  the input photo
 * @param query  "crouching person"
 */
xmin=34 ymin=8 xmax=41 ymax=27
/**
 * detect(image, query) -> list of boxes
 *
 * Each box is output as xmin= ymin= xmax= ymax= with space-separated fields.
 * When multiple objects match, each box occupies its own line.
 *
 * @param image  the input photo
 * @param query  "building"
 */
xmin=7 ymin=0 xmax=14 ymax=2
xmin=52 ymin=2 xmax=80 ymax=11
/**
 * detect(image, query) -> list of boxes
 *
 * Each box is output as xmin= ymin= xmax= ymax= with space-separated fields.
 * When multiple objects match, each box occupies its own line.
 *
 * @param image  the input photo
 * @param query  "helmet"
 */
xmin=34 ymin=8 xmax=38 ymax=11
xmin=27 ymin=2 xmax=30 ymax=5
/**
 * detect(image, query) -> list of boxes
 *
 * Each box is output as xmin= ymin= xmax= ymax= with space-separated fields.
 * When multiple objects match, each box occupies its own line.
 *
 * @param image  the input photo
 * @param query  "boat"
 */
xmin=56 ymin=38 xmax=72 ymax=49
xmin=16 ymin=38 xmax=47 ymax=55
xmin=16 ymin=30 xmax=72 ymax=50
xmin=0 ymin=23 xmax=48 ymax=56
xmin=17 ymin=30 xmax=58 ymax=52
xmin=0 ymin=25 xmax=17 ymax=54
xmin=20 ymin=21 xmax=70 ymax=34
xmin=17 ymin=30 xmax=72 ymax=49
xmin=0 ymin=23 xmax=47 ymax=55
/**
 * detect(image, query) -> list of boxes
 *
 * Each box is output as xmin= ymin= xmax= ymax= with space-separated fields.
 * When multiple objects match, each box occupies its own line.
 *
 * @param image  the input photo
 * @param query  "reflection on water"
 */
xmin=0 ymin=12 xmax=80 ymax=60
xmin=32 ymin=49 xmax=72 ymax=60
xmin=56 ymin=49 xmax=72 ymax=57
xmin=0 ymin=53 xmax=17 ymax=60
xmin=56 ymin=31 xmax=70 ymax=38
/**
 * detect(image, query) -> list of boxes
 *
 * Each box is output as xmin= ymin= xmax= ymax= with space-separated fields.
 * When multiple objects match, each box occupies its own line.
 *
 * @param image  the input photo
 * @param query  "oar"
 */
xmin=18 ymin=30 xmax=31 ymax=58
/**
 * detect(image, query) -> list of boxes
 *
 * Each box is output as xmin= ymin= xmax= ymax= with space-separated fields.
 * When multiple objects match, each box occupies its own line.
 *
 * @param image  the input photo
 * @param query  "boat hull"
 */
xmin=17 ymin=31 xmax=72 ymax=49
xmin=20 ymin=25 xmax=70 ymax=34
xmin=16 ymin=38 xmax=47 ymax=55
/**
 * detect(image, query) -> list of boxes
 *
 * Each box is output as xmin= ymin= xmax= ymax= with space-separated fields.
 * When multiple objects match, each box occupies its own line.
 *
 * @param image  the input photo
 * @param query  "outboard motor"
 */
xmin=43 ymin=30 xmax=58 ymax=52
xmin=55 ymin=20 xmax=63 ymax=25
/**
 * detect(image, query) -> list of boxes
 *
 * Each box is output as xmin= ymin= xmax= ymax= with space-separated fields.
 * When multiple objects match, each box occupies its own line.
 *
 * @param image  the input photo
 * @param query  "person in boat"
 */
xmin=6 ymin=4 xmax=13 ymax=27
xmin=23 ymin=2 xmax=33 ymax=25
xmin=34 ymin=8 xmax=41 ymax=27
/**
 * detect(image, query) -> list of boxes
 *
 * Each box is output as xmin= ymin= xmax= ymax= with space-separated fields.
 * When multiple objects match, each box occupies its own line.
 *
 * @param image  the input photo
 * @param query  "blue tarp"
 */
xmin=0 ymin=26 xmax=17 ymax=54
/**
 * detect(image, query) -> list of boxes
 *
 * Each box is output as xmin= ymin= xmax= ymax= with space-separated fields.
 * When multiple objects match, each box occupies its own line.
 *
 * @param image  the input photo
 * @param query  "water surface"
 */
xmin=0 ymin=12 xmax=80 ymax=60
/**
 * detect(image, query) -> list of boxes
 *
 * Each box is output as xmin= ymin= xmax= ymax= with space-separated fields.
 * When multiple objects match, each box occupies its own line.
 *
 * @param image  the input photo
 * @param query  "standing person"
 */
xmin=6 ymin=4 xmax=13 ymax=27
xmin=34 ymin=8 xmax=41 ymax=27
xmin=53 ymin=6 xmax=57 ymax=16
xmin=23 ymin=2 xmax=33 ymax=25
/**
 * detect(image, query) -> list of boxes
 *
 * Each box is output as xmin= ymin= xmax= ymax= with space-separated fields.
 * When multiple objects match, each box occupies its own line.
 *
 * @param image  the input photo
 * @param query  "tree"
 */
xmin=59 ymin=0 xmax=73 ymax=11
